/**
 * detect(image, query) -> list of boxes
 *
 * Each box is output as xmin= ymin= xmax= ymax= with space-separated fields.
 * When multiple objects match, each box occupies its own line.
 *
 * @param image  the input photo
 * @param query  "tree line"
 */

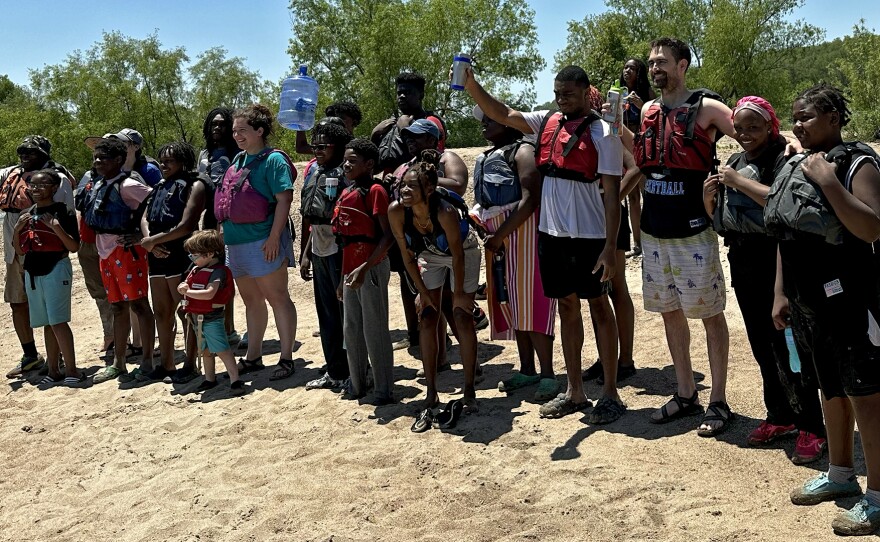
xmin=0 ymin=0 xmax=876 ymax=176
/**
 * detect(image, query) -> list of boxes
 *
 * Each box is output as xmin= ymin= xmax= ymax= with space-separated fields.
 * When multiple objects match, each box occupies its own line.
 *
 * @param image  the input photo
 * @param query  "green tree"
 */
xmin=833 ymin=22 xmax=880 ymax=140
xmin=15 ymin=33 xmax=275 ymax=175
xmin=287 ymin=0 xmax=544 ymax=147
xmin=190 ymin=47 xmax=272 ymax=121
xmin=698 ymin=0 xmax=823 ymax=107
xmin=556 ymin=0 xmax=821 ymax=107
xmin=29 ymin=31 xmax=193 ymax=172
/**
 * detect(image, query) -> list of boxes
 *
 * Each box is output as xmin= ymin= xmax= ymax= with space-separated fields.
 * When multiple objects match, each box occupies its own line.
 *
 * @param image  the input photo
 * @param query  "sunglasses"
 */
xmin=27 ymin=183 xmax=56 ymax=189
xmin=311 ymin=143 xmax=335 ymax=151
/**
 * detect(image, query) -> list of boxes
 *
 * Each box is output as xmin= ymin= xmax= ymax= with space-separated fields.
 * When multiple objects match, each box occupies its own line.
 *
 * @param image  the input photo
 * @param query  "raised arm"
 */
xmin=461 ymin=67 xmax=532 ymax=135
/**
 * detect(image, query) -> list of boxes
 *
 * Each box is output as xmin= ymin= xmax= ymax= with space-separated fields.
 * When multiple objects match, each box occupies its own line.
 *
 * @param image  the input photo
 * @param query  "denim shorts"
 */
xmin=226 ymin=231 xmax=294 ymax=279
xmin=193 ymin=316 xmax=230 ymax=354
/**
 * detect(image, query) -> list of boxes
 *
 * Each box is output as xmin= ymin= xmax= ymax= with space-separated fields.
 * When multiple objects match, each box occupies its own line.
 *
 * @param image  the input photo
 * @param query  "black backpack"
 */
xmin=377 ymin=113 xmax=448 ymax=172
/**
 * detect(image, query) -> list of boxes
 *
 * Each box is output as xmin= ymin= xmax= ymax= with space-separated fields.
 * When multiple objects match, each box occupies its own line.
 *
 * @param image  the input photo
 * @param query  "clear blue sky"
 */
xmin=2 ymin=0 xmax=874 ymax=105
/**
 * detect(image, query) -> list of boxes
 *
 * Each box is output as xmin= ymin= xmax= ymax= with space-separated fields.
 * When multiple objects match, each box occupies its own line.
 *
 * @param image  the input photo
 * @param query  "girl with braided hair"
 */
xmin=778 ymin=84 xmax=880 ymax=535
xmin=389 ymin=149 xmax=481 ymax=424
xmin=140 ymin=141 xmax=209 ymax=381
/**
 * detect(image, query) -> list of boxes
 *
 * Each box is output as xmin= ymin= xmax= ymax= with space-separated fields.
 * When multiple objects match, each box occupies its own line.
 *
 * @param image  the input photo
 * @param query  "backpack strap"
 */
xmin=683 ymin=91 xmax=705 ymax=141
xmin=681 ymin=90 xmax=723 ymax=172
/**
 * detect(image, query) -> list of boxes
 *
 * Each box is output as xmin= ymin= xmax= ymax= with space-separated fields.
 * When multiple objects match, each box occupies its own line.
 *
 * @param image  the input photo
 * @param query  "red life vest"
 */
xmin=18 ymin=208 xmax=66 ymax=253
xmin=634 ymin=90 xmax=721 ymax=174
xmin=534 ymin=111 xmax=600 ymax=183
xmin=0 ymin=167 xmax=33 ymax=212
xmin=183 ymin=265 xmax=235 ymax=314
xmin=332 ymin=184 xmax=382 ymax=246
xmin=0 ymin=162 xmax=76 ymax=212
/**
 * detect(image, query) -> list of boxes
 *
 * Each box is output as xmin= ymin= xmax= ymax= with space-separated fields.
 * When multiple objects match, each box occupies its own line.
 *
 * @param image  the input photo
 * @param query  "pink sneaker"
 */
xmin=747 ymin=420 xmax=797 ymax=446
xmin=791 ymin=431 xmax=827 ymax=465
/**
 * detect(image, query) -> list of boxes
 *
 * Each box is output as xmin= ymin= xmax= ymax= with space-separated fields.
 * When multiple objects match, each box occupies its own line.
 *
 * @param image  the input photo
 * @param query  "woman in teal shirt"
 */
xmin=223 ymin=103 xmax=298 ymax=378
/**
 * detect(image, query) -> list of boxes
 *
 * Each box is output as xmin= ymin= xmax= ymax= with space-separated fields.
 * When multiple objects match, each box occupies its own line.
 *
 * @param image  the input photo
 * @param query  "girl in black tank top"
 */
xmin=388 ymin=150 xmax=480 ymax=415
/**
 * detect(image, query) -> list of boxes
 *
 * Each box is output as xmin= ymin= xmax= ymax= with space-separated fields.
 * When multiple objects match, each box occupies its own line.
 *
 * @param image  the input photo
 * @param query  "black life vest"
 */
xmin=144 ymin=174 xmax=207 ymax=231
xmin=403 ymin=187 xmax=472 ymax=257
xmin=78 ymin=173 xmax=144 ymax=234
xmin=764 ymin=142 xmax=880 ymax=245
xmin=301 ymin=163 xmax=347 ymax=225
xmin=713 ymin=143 xmax=787 ymax=236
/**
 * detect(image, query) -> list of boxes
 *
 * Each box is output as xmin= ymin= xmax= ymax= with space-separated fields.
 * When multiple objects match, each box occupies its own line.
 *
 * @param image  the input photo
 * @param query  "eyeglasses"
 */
xmin=26 ymin=183 xmax=55 ymax=189
xmin=311 ymin=143 xmax=334 ymax=151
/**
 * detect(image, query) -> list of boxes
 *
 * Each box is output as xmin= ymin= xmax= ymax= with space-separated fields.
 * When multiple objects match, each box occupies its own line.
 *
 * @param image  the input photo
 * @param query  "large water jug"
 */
xmin=278 ymin=64 xmax=319 ymax=131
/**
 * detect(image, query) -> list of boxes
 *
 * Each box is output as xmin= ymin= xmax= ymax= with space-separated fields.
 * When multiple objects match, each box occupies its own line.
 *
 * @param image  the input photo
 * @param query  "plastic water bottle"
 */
xmin=603 ymin=81 xmax=622 ymax=123
xmin=492 ymin=252 xmax=508 ymax=304
xmin=278 ymin=65 xmax=319 ymax=131
xmin=604 ymin=82 xmax=623 ymax=136
xmin=784 ymin=327 xmax=801 ymax=373
xmin=450 ymin=52 xmax=472 ymax=91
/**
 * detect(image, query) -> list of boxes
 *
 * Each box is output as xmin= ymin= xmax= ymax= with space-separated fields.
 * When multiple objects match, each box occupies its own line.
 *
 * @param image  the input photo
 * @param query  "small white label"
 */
xmin=824 ymin=278 xmax=843 ymax=297
xmin=689 ymin=217 xmax=707 ymax=228
xmin=325 ymin=177 xmax=339 ymax=187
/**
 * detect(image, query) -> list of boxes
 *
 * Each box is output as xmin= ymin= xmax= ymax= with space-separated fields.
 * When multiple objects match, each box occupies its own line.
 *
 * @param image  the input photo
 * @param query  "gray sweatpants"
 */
xmin=343 ymin=258 xmax=394 ymax=399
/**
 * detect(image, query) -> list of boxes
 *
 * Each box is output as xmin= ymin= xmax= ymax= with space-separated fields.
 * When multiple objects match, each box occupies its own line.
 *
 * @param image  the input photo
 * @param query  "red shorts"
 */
xmin=100 ymin=245 xmax=149 ymax=304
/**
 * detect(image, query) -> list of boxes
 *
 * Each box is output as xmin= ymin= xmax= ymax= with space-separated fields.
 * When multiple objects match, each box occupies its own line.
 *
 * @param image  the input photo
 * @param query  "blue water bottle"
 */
xmin=278 ymin=64 xmax=319 ymax=131
xmin=784 ymin=327 xmax=801 ymax=373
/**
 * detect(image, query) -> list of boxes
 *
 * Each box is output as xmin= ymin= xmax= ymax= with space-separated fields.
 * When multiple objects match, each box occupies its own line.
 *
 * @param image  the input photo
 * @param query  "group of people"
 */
xmin=2 ymin=35 xmax=880 ymax=537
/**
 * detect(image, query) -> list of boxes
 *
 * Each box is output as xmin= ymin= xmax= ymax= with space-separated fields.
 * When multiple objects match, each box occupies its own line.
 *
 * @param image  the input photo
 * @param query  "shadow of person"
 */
xmin=603 ymin=365 xmax=709 ymax=398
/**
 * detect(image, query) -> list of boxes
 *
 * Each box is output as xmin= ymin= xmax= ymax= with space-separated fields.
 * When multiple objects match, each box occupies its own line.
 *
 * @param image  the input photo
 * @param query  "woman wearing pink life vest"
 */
xmin=215 ymin=104 xmax=298 ymax=379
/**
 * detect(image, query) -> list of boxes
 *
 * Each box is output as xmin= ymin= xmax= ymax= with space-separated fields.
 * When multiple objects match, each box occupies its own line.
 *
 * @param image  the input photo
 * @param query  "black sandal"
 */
xmin=435 ymin=399 xmax=463 ymax=430
xmin=411 ymin=408 xmax=434 ymax=433
xmin=237 ymin=356 xmax=265 ymax=375
xmin=697 ymin=401 xmax=735 ymax=437
xmin=269 ymin=358 xmax=294 ymax=381
xmin=651 ymin=391 xmax=703 ymax=424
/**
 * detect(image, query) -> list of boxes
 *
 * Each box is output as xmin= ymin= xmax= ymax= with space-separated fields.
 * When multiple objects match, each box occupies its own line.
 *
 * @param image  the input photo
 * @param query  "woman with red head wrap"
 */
xmin=703 ymin=95 xmax=828 ymax=464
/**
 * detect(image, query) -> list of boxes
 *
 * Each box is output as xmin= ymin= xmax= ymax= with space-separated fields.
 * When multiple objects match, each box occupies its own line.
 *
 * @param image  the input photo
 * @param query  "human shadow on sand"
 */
xmin=589 ymin=365 xmax=708 ymax=398
xmin=395 ymin=359 xmax=533 ymax=444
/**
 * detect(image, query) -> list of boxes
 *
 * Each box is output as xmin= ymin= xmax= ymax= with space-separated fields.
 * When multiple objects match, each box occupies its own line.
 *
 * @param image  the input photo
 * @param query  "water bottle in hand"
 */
xmin=784 ymin=327 xmax=801 ymax=373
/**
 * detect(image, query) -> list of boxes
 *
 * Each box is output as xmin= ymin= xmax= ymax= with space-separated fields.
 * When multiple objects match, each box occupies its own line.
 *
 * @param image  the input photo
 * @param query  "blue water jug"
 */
xmin=784 ymin=327 xmax=801 ymax=373
xmin=278 ymin=64 xmax=319 ymax=131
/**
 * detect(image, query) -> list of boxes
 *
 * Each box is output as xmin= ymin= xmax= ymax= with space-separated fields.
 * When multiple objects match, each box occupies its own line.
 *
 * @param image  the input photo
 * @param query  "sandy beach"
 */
xmin=1 ymin=136 xmax=876 ymax=542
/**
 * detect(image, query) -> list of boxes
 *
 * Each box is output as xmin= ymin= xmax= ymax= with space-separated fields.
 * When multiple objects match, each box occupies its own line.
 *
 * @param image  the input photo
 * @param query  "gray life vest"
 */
xmin=713 ymin=148 xmax=787 ymax=236
xmin=764 ymin=142 xmax=880 ymax=245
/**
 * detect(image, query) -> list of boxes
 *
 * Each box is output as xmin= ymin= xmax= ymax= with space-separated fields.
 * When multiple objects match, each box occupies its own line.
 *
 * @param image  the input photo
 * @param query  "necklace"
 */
xmin=413 ymin=213 xmax=431 ymax=230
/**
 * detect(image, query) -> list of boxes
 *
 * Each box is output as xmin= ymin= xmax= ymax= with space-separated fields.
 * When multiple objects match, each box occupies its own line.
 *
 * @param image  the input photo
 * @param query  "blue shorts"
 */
xmin=226 ymin=232 xmax=294 ymax=279
xmin=193 ymin=316 xmax=230 ymax=354
xmin=25 ymin=257 xmax=73 ymax=327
